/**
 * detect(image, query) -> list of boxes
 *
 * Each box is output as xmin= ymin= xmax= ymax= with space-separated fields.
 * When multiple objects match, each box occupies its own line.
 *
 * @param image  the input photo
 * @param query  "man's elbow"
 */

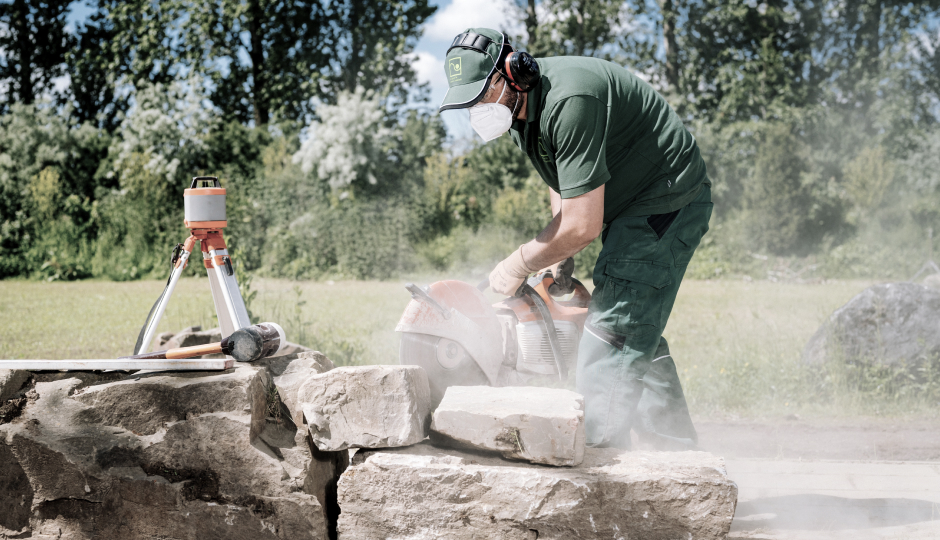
xmin=575 ymin=219 xmax=603 ymax=246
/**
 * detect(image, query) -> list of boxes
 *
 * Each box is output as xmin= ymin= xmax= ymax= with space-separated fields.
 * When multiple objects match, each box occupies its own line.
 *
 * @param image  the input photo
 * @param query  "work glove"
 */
xmin=540 ymin=257 xmax=575 ymax=296
xmin=489 ymin=246 xmax=538 ymax=296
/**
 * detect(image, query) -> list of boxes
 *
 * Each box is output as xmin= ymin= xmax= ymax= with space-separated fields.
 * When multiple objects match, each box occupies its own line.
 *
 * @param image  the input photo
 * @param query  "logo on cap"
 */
xmin=448 ymin=58 xmax=462 ymax=83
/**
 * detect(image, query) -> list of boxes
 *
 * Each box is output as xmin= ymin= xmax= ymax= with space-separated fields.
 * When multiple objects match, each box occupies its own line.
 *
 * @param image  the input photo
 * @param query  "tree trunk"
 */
xmin=855 ymin=0 xmax=881 ymax=78
xmin=524 ymin=0 xmax=539 ymax=55
xmin=247 ymin=0 xmax=269 ymax=125
xmin=343 ymin=0 xmax=364 ymax=91
xmin=659 ymin=0 xmax=679 ymax=94
xmin=573 ymin=1 xmax=586 ymax=57
xmin=12 ymin=0 xmax=34 ymax=104
xmin=854 ymin=0 xmax=881 ymax=128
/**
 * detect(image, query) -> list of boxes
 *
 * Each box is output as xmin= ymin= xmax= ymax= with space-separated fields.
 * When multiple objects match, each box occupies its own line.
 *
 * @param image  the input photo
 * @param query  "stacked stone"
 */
xmin=1 ymin=328 xmax=738 ymax=540
xmin=0 ymin=351 xmax=344 ymax=540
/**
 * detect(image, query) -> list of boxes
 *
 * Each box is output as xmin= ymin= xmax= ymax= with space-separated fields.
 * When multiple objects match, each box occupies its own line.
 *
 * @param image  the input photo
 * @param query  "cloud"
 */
xmin=410 ymin=51 xmax=441 ymax=86
xmin=424 ymin=0 xmax=520 ymax=41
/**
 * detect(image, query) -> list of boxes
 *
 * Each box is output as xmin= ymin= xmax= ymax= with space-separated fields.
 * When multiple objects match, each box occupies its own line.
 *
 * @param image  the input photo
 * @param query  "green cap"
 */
xmin=439 ymin=28 xmax=505 ymax=112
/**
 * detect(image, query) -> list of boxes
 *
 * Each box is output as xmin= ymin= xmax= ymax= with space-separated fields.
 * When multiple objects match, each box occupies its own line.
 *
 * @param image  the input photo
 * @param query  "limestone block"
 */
xmin=431 ymin=386 xmax=585 ymax=466
xmin=273 ymin=351 xmax=335 ymax=427
xmin=299 ymin=365 xmax=431 ymax=451
xmin=338 ymin=442 xmax=738 ymax=540
xmin=0 ymin=361 xmax=348 ymax=540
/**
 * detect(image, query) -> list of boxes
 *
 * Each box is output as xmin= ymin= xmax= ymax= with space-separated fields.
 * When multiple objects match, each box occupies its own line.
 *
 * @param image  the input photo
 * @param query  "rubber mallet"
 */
xmin=123 ymin=322 xmax=287 ymax=363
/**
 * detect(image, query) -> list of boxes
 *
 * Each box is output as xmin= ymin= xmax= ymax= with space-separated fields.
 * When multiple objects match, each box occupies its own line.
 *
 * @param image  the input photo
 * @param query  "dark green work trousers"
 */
xmin=577 ymin=184 xmax=712 ymax=450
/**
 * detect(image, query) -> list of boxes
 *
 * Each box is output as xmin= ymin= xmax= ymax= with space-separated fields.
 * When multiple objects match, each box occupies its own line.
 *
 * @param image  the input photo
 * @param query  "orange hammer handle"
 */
xmin=165 ymin=343 xmax=223 ymax=359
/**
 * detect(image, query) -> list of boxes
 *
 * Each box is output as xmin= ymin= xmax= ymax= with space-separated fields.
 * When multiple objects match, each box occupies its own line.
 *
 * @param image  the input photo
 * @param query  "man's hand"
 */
xmin=489 ymin=245 xmax=538 ymax=296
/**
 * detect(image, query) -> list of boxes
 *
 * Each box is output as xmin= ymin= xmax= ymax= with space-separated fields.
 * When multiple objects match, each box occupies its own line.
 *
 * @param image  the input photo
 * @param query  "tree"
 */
xmin=322 ymin=0 xmax=436 ymax=108
xmin=505 ymin=0 xmax=658 ymax=78
xmin=175 ymin=0 xmax=332 ymax=125
xmin=0 ymin=104 xmax=108 ymax=278
xmin=0 ymin=0 xmax=73 ymax=110
xmin=507 ymin=0 xmax=547 ymax=56
xmin=510 ymin=0 xmax=625 ymax=59
xmin=678 ymin=0 xmax=814 ymax=123
xmin=97 ymin=0 xmax=180 ymax=87
xmin=808 ymin=0 xmax=940 ymax=131
xmin=175 ymin=0 xmax=434 ymax=125
xmin=659 ymin=0 xmax=679 ymax=93
xmin=65 ymin=11 xmax=127 ymax=131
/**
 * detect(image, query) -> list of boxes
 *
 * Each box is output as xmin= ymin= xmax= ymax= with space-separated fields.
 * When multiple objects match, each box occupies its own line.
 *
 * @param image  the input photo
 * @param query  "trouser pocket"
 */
xmin=670 ymin=194 xmax=713 ymax=269
xmin=589 ymin=259 xmax=672 ymax=340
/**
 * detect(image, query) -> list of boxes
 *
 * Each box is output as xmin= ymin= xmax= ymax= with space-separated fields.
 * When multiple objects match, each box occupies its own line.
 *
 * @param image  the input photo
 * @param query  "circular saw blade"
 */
xmin=400 ymin=333 xmax=489 ymax=408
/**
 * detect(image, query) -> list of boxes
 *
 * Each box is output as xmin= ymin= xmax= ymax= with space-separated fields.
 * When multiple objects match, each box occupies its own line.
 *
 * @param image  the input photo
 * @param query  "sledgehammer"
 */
xmin=122 ymin=322 xmax=287 ymax=363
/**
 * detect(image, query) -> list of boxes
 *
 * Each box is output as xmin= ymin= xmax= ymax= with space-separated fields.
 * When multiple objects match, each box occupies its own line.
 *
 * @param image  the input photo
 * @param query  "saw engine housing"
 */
xmin=396 ymin=274 xmax=591 ymax=404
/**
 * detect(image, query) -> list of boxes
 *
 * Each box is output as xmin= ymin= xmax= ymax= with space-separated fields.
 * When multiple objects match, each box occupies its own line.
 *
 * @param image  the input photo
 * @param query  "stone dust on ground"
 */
xmin=695 ymin=416 xmax=940 ymax=461
xmin=694 ymin=417 xmax=940 ymax=540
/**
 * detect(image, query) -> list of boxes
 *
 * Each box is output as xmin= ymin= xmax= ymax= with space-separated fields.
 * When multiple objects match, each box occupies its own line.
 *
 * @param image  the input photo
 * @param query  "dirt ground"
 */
xmin=696 ymin=417 xmax=940 ymax=461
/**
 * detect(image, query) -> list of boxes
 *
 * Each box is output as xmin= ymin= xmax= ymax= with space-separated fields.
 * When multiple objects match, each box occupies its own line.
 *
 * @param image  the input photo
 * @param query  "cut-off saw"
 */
xmin=396 ymin=271 xmax=591 ymax=407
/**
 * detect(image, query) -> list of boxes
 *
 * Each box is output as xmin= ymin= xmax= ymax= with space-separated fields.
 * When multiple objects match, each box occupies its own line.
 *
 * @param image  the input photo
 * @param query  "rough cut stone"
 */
xmin=273 ymin=351 xmax=335 ymax=427
xmin=157 ymin=325 xmax=215 ymax=349
xmin=431 ymin=386 xmax=585 ymax=466
xmin=338 ymin=442 xmax=738 ymax=540
xmin=0 ymin=355 xmax=347 ymax=540
xmin=299 ymin=365 xmax=431 ymax=452
xmin=803 ymin=282 xmax=940 ymax=369
xmin=0 ymin=369 xmax=29 ymax=401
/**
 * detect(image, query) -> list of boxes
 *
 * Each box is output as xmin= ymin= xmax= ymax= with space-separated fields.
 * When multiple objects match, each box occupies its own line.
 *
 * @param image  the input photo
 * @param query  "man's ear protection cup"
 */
xmin=503 ymin=50 xmax=540 ymax=93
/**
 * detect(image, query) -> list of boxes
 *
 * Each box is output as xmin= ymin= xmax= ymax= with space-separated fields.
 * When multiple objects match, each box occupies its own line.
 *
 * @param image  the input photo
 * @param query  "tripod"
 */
xmin=135 ymin=176 xmax=252 ymax=355
xmin=2 ymin=177 xmax=253 ymax=371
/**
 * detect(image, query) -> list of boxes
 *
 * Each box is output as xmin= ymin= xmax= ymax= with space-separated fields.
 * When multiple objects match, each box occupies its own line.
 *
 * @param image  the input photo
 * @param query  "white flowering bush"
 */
xmin=111 ymin=79 xmax=213 ymax=184
xmin=292 ymin=87 xmax=395 ymax=196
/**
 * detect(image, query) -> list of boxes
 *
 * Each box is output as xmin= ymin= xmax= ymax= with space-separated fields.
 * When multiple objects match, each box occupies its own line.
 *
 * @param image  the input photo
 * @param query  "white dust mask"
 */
xmin=468 ymin=82 xmax=513 ymax=142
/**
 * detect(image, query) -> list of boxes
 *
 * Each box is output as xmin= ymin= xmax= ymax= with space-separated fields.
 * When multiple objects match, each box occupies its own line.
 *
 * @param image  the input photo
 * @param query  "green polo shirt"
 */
xmin=508 ymin=57 xmax=709 ymax=223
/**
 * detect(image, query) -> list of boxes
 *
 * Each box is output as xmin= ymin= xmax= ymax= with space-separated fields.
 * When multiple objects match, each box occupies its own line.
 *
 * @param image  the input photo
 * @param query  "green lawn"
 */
xmin=6 ymin=276 xmax=920 ymax=417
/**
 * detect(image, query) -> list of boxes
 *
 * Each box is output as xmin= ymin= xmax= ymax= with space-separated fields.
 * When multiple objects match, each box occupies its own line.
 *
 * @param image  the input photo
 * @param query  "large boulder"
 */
xmin=0 ymin=356 xmax=347 ymax=540
xmin=298 ymin=365 xmax=431 ymax=452
xmin=431 ymin=386 xmax=585 ymax=466
xmin=803 ymin=282 xmax=940 ymax=369
xmin=337 ymin=442 xmax=738 ymax=540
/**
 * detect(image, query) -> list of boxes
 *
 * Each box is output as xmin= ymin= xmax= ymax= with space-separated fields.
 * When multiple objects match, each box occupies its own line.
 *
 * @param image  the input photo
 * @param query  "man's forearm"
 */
xmin=520 ymin=216 xmax=594 ymax=269
xmin=521 ymin=185 xmax=605 ymax=270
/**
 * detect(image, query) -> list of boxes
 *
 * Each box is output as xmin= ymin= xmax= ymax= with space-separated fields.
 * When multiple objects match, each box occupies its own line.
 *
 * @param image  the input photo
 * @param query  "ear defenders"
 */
xmin=448 ymin=31 xmax=541 ymax=93
xmin=501 ymin=46 xmax=540 ymax=93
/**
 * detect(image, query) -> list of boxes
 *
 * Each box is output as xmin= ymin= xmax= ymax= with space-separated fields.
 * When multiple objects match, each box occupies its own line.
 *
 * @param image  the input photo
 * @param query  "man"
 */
xmin=440 ymin=28 xmax=711 ymax=450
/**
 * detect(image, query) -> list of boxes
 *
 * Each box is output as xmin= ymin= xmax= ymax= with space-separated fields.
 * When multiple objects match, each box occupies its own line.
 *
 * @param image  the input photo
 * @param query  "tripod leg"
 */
xmin=203 ymin=244 xmax=251 ymax=339
xmin=137 ymin=246 xmax=192 ymax=354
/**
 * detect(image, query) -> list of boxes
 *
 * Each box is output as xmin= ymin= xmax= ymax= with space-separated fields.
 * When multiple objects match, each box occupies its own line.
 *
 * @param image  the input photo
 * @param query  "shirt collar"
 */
xmin=510 ymin=80 xmax=541 ymax=132
xmin=524 ymin=80 xmax=541 ymax=124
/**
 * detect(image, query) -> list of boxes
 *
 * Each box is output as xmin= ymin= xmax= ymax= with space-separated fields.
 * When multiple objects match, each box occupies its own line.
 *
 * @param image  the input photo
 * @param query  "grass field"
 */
xmin=4 ymin=275 xmax=934 ymax=418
